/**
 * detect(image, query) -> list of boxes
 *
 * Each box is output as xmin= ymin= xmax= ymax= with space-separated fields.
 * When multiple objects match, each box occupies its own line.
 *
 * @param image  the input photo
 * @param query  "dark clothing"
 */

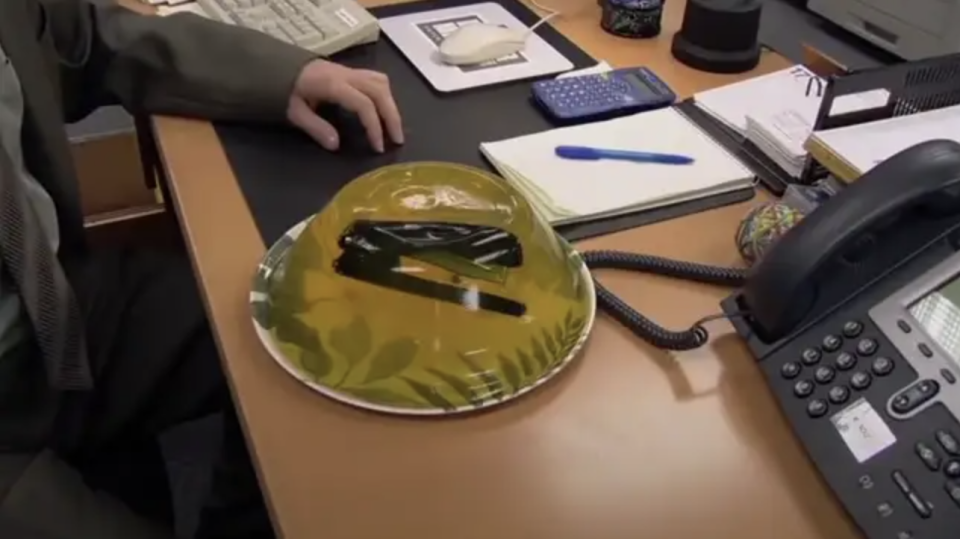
xmin=0 ymin=0 xmax=316 ymax=536
xmin=2 ymin=251 xmax=274 ymax=539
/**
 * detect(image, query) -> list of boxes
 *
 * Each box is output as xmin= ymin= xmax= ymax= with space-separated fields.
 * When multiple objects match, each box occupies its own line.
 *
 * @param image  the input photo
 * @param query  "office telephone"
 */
xmin=583 ymin=139 xmax=960 ymax=539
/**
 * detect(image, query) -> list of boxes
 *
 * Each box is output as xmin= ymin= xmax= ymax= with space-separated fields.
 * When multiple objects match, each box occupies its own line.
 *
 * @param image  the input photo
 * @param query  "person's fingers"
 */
xmin=333 ymin=83 xmax=384 ymax=152
xmin=287 ymin=97 xmax=340 ymax=151
xmin=353 ymin=72 xmax=404 ymax=146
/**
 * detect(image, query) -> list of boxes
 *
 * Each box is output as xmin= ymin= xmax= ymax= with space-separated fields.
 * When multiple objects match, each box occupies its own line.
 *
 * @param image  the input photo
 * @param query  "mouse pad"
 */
xmin=213 ymin=0 xmax=752 ymax=246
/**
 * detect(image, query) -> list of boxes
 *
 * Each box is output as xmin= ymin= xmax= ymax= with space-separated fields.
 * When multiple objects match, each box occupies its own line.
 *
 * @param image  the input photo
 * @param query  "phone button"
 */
xmin=842 ymin=320 xmax=864 ymax=338
xmin=828 ymin=385 xmax=850 ymax=405
xmin=793 ymin=379 xmax=814 ymax=398
xmin=915 ymin=442 xmax=941 ymax=471
xmin=806 ymin=398 xmax=828 ymax=418
xmin=857 ymin=338 xmax=879 ymax=357
xmin=918 ymin=343 xmax=933 ymax=358
xmin=891 ymin=471 xmax=932 ymax=518
xmin=851 ymin=371 xmax=872 ymax=390
xmin=814 ymin=366 xmax=836 ymax=384
xmin=822 ymin=334 xmax=842 ymax=352
xmin=946 ymin=480 xmax=960 ymax=507
xmin=871 ymin=357 xmax=895 ymax=376
xmin=891 ymin=380 xmax=940 ymax=415
xmin=945 ymin=459 xmax=960 ymax=478
xmin=801 ymin=347 xmax=821 ymax=365
xmin=897 ymin=319 xmax=912 ymax=333
xmin=835 ymin=352 xmax=857 ymax=371
xmin=780 ymin=361 xmax=801 ymax=379
xmin=936 ymin=430 xmax=960 ymax=455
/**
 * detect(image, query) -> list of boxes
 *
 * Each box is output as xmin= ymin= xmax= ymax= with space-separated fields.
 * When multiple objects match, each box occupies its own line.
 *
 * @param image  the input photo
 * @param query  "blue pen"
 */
xmin=554 ymin=145 xmax=695 ymax=165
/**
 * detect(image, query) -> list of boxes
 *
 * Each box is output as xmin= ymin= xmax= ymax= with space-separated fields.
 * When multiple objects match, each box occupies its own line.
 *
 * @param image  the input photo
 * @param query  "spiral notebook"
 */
xmin=479 ymin=107 xmax=755 ymax=225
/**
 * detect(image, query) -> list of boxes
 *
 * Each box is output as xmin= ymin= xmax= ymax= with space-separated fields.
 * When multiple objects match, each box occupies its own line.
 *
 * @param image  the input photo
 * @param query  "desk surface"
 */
xmin=158 ymin=1 xmax=862 ymax=538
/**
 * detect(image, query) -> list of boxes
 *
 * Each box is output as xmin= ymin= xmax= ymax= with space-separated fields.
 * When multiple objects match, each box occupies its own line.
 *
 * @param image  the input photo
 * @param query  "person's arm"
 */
xmin=32 ymin=0 xmax=316 ymax=123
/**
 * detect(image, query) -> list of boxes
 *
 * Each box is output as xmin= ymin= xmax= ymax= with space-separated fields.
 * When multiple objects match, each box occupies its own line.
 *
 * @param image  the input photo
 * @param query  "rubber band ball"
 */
xmin=735 ymin=201 xmax=805 ymax=265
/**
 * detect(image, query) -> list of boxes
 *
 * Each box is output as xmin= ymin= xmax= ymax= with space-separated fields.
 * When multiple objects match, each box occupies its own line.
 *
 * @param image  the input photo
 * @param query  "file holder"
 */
xmin=676 ymin=50 xmax=960 ymax=194
xmin=799 ymin=52 xmax=960 ymax=184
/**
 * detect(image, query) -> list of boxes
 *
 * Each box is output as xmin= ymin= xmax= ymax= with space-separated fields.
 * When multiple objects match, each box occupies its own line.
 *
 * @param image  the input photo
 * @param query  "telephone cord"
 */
xmin=581 ymin=250 xmax=749 ymax=351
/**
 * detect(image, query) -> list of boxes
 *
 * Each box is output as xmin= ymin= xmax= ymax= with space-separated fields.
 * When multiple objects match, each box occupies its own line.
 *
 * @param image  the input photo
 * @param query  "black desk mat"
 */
xmin=215 ymin=0 xmax=754 ymax=246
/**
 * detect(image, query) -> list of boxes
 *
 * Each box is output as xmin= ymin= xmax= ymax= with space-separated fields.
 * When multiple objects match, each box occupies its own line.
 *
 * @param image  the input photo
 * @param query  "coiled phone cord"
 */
xmin=581 ymin=250 xmax=749 ymax=351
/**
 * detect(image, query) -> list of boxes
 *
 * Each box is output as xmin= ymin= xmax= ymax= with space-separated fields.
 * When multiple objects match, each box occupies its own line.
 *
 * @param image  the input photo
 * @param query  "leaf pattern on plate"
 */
xmin=330 ymin=315 xmax=372 ymax=365
xmin=362 ymin=338 xmax=419 ymax=384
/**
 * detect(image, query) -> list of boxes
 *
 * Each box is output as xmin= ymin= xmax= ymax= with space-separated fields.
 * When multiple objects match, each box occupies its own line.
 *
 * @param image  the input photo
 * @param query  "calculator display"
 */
xmin=625 ymin=73 xmax=658 ymax=96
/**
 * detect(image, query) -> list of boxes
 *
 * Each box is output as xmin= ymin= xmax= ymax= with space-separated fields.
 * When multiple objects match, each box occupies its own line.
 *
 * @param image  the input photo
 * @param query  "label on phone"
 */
xmin=831 ymin=398 xmax=897 ymax=463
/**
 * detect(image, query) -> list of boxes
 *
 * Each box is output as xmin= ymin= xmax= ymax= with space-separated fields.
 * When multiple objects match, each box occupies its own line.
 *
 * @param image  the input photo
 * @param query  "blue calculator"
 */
xmin=531 ymin=67 xmax=677 ymax=122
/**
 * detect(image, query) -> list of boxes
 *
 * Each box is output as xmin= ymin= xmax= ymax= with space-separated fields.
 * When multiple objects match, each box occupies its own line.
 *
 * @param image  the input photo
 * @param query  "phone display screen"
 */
xmin=909 ymin=275 xmax=960 ymax=363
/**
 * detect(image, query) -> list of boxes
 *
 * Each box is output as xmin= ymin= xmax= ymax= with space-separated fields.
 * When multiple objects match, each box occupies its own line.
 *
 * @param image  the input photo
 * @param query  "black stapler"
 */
xmin=334 ymin=220 xmax=527 ymax=317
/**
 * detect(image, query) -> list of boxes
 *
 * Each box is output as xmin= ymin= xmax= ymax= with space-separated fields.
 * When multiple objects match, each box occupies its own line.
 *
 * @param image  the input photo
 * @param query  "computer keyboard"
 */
xmin=195 ymin=0 xmax=380 ymax=57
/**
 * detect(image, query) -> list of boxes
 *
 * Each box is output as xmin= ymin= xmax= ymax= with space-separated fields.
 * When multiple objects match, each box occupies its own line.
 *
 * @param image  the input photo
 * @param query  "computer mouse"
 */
xmin=438 ymin=24 xmax=529 ymax=66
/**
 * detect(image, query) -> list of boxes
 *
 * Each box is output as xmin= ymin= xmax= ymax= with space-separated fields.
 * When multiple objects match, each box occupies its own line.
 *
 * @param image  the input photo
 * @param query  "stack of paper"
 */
xmin=806 ymin=104 xmax=960 ymax=182
xmin=693 ymin=66 xmax=889 ymax=178
xmin=479 ymin=108 xmax=755 ymax=225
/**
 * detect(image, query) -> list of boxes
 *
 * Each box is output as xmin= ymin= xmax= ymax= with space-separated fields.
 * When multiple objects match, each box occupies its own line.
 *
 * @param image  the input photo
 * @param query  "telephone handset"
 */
xmin=583 ymin=139 xmax=960 ymax=350
xmin=743 ymin=139 xmax=960 ymax=342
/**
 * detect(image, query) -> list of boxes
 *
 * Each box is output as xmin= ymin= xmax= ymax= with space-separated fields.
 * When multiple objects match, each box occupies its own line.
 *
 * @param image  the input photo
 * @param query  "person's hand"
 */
xmin=286 ymin=59 xmax=404 ymax=153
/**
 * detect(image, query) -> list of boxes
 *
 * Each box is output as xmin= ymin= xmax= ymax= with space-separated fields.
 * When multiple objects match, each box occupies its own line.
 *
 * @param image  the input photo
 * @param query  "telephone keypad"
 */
xmin=857 ymin=338 xmax=879 ymax=356
xmin=783 ymin=325 xmax=894 ymax=420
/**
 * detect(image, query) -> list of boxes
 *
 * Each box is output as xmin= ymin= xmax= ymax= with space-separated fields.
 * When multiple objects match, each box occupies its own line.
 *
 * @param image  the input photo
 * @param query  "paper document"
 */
xmin=480 ymin=108 xmax=755 ymax=225
xmin=809 ymin=103 xmax=960 ymax=177
xmin=694 ymin=66 xmax=890 ymax=135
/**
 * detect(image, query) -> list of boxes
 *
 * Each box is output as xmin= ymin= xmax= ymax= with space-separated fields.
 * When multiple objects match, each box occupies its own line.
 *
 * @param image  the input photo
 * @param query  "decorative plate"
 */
xmin=249 ymin=162 xmax=596 ymax=415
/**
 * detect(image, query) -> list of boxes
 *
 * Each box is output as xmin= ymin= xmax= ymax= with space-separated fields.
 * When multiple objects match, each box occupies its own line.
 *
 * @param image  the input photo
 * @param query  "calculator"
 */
xmin=531 ymin=67 xmax=677 ymax=122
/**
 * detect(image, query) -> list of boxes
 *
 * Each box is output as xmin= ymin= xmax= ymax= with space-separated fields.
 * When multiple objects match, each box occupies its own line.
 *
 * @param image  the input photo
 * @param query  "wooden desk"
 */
xmin=158 ymin=1 xmax=863 ymax=538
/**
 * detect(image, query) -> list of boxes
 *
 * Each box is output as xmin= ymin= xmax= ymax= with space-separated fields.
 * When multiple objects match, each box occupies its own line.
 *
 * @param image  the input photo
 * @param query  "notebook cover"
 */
xmin=674 ymin=99 xmax=796 ymax=195
xmin=556 ymin=186 xmax=755 ymax=242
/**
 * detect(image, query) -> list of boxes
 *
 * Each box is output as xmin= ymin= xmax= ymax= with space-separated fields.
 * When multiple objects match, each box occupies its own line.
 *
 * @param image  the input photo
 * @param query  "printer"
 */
xmin=808 ymin=0 xmax=960 ymax=60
